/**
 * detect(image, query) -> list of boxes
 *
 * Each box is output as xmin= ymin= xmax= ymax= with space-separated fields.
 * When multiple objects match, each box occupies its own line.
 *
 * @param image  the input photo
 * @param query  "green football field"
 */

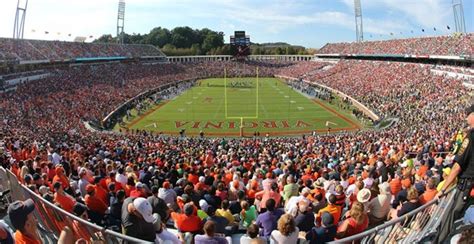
xmin=118 ymin=77 xmax=362 ymax=136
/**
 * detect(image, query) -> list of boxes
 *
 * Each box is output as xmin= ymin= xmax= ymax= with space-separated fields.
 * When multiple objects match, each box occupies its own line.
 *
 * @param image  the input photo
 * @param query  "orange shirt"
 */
xmin=188 ymin=174 xmax=199 ymax=185
xmin=317 ymin=204 xmax=342 ymax=226
xmin=54 ymin=192 xmax=76 ymax=213
xmin=390 ymin=178 xmax=402 ymax=196
xmin=53 ymin=174 xmax=69 ymax=189
xmin=14 ymin=231 xmax=42 ymax=244
xmin=417 ymin=165 xmax=428 ymax=178
xmin=255 ymin=190 xmax=281 ymax=209
xmin=171 ymin=212 xmax=202 ymax=232
xmin=94 ymin=185 xmax=108 ymax=204
xmin=419 ymin=188 xmax=438 ymax=205
xmin=85 ymin=194 xmax=108 ymax=215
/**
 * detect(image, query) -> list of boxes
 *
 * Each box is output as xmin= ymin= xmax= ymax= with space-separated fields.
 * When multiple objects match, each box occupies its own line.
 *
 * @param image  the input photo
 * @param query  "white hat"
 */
xmin=199 ymin=199 xmax=209 ymax=212
xmin=133 ymin=197 xmax=155 ymax=223
xmin=199 ymin=176 xmax=205 ymax=183
xmin=357 ymin=188 xmax=372 ymax=203
xmin=400 ymin=161 xmax=408 ymax=168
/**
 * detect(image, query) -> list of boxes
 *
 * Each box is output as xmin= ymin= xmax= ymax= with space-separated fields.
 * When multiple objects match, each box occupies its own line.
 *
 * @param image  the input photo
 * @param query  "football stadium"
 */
xmin=0 ymin=0 xmax=473 ymax=243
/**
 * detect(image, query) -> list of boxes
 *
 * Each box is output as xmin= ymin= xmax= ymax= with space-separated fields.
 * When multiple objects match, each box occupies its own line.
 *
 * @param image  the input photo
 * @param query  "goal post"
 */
xmin=224 ymin=67 xmax=259 ymax=136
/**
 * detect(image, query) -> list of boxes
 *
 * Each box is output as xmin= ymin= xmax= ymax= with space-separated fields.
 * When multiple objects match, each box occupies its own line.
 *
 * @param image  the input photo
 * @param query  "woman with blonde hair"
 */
xmin=270 ymin=214 xmax=299 ymax=244
xmin=336 ymin=201 xmax=369 ymax=239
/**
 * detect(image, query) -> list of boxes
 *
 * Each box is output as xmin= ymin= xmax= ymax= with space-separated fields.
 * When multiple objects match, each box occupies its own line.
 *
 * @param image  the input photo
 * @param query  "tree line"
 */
xmin=94 ymin=26 xmax=314 ymax=56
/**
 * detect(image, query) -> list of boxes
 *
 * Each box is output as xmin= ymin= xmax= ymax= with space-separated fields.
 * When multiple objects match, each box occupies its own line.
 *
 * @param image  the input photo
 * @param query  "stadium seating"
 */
xmin=318 ymin=33 xmax=474 ymax=56
xmin=0 ymin=38 xmax=165 ymax=61
xmin=0 ymin=39 xmax=473 ymax=243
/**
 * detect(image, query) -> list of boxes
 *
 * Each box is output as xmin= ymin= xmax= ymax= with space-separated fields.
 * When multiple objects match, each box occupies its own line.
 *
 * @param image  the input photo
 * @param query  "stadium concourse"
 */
xmin=0 ymin=35 xmax=473 ymax=244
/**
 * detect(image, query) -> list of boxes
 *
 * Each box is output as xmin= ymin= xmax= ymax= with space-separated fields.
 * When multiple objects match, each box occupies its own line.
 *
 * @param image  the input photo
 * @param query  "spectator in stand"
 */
xmin=294 ymin=200 xmax=315 ymax=232
xmin=7 ymin=199 xmax=41 ymax=244
xmin=53 ymin=181 xmax=76 ymax=213
xmin=121 ymin=197 xmax=156 ymax=242
xmin=216 ymin=200 xmax=235 ymax=224
xmin=419 ymin=177 xmax=438 ymax=205
xmin=240 ymin=200 xmax=258 ymax=228
xmin=147 ymin=185 xmax=169 ymax=221
xmin=306 ymin=211 xmax=337 ymax=244
xmin=194 ymin=220 xmax=228 ymax=244
xmin=390 ymin=187 xmax=421 ymax=221
xmin=270 ymin=214 xmax=299 ymax=244
xmin=153 ymin=213 xmax=181 ymax=244
xmin=158 ymin=181 xmax=177 ymax=210
xmin=84 ymin=184 xmax=108 ymax=224
xmin=170 ymin=202 xmax=202 ymax=233
xmin=256 ymin=198 xmax=285 ymax=238
xmin=205 ymin=206 xmax=229 ymax=235
xmin=255 ymin=182 xmax=282 ymax=212
xmin=336 ymin=201 xmax=369 ymax=239
xmin=316 ymin=194 xmax=342 ymax=226
xmin=282 ymin=175 xmax=299 ymax=201
xmin=367 ymin=182 xmax=392 ymax=226
xmin=240 ymin=223 xmax=266 ymax=244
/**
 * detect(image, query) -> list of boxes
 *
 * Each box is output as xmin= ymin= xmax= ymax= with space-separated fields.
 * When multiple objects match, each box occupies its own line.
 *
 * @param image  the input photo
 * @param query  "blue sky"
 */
xmin=0 ymin=0 xmax=472 ymax=48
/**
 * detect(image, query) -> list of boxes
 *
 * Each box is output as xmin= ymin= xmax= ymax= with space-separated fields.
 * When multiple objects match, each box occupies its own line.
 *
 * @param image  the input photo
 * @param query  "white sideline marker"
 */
xmin=145 ymin=123 xmax=157 ymax=128
xmin=325 ymin=121 xmax=338 ymax=126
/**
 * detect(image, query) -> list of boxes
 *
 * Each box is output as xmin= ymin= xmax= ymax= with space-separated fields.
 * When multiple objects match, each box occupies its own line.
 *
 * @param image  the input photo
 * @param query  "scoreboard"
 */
xmin=230 ymin=31 xmax=250 ymax=58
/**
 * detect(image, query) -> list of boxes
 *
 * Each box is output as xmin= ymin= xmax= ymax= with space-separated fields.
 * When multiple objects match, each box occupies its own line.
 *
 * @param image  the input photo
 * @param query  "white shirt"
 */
xmin=270 ymin=228 xmax=299 ymax=244
xmin=78 ymin=177 xmax=89 ymax=197
xmin=155 ymin=229 xmax=181 ymax=244
xmin=115 ymin=173 xmax=127 ymax=186
xmin=52 ymin=152 xmax=62 ymax=166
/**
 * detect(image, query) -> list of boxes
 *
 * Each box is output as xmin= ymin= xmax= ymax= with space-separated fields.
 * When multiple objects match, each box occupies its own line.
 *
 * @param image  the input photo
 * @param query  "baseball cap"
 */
xmin=321 ymin=211 xmax=334 ymax=227
xmin=8 ymin=199 xmax=35 ymax=230
xmin=199 ymin=199 xmax=209 ymax=212
xmin=136 ymin=182 xmax=145 ymax=189
xmin=163 ymin=181 xmax=170 ymax=189
xmin=133 ymin=197 xmax=155 ymax=223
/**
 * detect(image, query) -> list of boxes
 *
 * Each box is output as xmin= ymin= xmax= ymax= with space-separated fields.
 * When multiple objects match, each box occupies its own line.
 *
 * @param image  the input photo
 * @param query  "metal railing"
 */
xmin=0 ymin=167 xmax=153 ymax=244
xmin=329 ymin=187 xmax=457 ymax=244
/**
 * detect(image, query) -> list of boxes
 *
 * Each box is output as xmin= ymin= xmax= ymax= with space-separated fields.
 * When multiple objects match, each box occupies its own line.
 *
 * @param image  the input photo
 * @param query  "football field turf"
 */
xmin=120 ymin=77 xmax=362 ymax=136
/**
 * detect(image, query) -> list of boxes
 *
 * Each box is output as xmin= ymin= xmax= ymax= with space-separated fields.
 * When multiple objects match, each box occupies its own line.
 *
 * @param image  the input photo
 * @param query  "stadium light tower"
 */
xmin=354 ymin=0 xmax=364 ymax=42
xmin=117 ymin=0 xmax=126 ymax=44
xmin=13 ymin=0 xmax=28 ymax=39
xmin=452 ymin=0 xmax=466 ymax=33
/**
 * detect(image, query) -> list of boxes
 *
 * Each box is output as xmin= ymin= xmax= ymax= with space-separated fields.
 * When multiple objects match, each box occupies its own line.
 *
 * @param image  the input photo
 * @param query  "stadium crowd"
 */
xmin=0 ymin=38 xmax=165 ymax=61
xmin=318 ymin=33 xmax=473 ymax=56
xmin=0 ymin=51 xmax=472 ymax=243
